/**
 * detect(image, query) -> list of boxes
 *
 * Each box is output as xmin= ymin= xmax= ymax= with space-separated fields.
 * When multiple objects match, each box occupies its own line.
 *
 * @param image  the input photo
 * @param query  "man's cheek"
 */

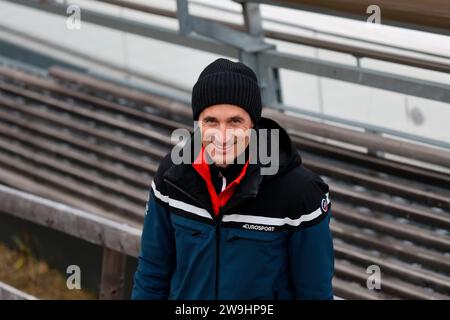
xmin=203 ymin=142 xmax=216 ymax=162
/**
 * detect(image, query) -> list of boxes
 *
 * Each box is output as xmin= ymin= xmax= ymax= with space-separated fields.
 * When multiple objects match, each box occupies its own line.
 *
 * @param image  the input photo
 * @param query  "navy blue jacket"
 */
xmin=132 ymin=118 xmax=334 ymax=300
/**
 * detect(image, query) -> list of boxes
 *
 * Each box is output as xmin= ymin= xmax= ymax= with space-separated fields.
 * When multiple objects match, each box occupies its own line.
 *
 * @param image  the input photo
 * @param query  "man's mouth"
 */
xmin=212 ymin=141 xmax=235 ymax=155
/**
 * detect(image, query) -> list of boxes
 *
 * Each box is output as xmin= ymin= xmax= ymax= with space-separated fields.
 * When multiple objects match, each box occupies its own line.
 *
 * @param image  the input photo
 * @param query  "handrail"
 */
xmin=189 ymin=0 xmax=450 ymax=60
xmin=0 ymin=184 xmax=141 ymax=257
xmin=92 ymin=0 xmax=450 ymax=74
xmin=0 ymin=184 xmax=141 ymax=299
xmin=245 ymin=0 xmax=450 ymax=36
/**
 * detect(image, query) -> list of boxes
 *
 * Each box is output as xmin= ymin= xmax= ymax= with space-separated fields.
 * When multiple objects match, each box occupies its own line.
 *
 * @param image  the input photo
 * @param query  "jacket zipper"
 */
xmin=164 ymin=178 xmax=257 ymax=300
xmin=212 ymin=194 xmax=256 ymax=299
xmin=164 ymin=177 xmax=222 ymax=300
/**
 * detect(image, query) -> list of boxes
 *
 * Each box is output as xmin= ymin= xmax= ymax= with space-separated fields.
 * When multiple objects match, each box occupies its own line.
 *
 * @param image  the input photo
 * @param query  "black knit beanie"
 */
xmin=191 ymin=58 xmax=262 ymax=124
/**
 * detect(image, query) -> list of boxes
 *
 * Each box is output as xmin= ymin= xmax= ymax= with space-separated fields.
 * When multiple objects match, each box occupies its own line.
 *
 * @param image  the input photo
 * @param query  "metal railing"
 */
xmin=244 ymin=0 xmax=450 ymax=36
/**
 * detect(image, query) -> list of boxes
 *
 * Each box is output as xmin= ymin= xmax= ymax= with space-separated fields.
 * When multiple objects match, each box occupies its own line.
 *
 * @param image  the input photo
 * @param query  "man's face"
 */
xmin=198 ymin=104 xmax=253 ymax=167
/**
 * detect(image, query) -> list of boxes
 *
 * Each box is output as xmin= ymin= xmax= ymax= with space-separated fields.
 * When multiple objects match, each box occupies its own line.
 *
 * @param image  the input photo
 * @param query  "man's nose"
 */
xmin=217 ymin=125 xmax=234 ymax=144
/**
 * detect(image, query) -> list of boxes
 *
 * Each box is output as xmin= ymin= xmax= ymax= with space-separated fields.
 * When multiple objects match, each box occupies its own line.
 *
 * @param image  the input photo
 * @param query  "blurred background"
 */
xmin=0 ymin=0 xmax=449 ymax=300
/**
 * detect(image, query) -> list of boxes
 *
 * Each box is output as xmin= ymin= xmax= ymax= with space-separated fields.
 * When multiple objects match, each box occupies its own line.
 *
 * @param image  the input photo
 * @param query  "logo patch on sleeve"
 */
xmin=321 ymin=198 xmax=329 ymax=212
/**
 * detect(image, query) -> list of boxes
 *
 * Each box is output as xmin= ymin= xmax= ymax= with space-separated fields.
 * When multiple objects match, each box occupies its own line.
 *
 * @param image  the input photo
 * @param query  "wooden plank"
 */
xmin=99 ymin=247 xmax=127 ymax=300
xmin=331 ymin=184 xmax=450 ymax=230
xmin=0 ymin=165 xmax=133 ymax=224
xmin=292 ymin=135 xmax=450 ymax=186
xmin=0 ymin=137 xmax=147 ymax=203
xmin=0 ymin=64 xmax=189 ymax=131
xmin=0 ymin=150 xmax=144 ymax=221
xmin=0 ymin=94 xmax=166 ymax=159
xmin=333 ymin=203 xmax=450 ymax=252
xmin=334 ymin=242 xmax=450 ymax=294
xmin=264 ymin=108 xmax=450 ymax=169
xmin=0 ymin=82 xmax=172 ymax=148
xmin=0 ymin=108 xmax=156 ymax=173
xmin=48 ymin=67 xmax=192 ymax=118
xmin=0 ymin=123 xmax=151 ymax=189
xmin=332 ymin=220 xmax=450 ymax=274
xmin=304 ymin=155 xmax=450 ymax=210
xmin=335 ymin=259 xmax=448 ymax=300
xmin=0 ymin=184 xmax=141 ymax=257
xmin=332 ymin=277 xmax=385 ymax=300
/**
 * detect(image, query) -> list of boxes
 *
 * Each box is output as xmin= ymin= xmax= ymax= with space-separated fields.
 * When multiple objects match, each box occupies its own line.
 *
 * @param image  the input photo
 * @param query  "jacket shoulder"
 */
xmin=152 ymin=151 xmax=175 ymax=196
xmin=154 ymin=151 xmax=175 ymax=180
xmin=284 ymin=165 xmax=331 ymax=226
xmin=291 ymin=165 xmax=329 ymax=194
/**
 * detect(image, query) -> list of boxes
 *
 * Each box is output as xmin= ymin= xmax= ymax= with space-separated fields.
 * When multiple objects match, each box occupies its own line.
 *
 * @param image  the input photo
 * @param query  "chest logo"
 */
xmin=321 ymin=198 xmax=329 ymax=213
xmin=242 ymin=224 xmax=275 ymax=232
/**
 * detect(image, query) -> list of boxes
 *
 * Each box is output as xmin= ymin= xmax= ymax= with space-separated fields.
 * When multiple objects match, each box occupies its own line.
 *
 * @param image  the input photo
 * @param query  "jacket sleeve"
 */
xmin=131 ymin=180 xmax=175 ymax=300
xmin=288 ymin=177 xmax=334 ymax=300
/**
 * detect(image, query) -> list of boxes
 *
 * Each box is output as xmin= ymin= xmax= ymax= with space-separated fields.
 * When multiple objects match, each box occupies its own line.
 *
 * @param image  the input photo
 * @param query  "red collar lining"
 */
xmin=193 ymin=146 xmax=250 ymax=216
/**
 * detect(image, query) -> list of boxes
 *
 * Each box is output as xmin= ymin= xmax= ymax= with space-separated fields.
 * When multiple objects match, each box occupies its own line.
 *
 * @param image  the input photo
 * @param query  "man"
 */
xmin=132 ymin=58 xmax=334 ymax=300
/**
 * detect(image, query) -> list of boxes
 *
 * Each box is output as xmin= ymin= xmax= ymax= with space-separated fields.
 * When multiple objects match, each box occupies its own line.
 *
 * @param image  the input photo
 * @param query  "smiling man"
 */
xmin=132 ymin=58 xmax=334 ymax=300
xmin=200 ymin=103 xmax=252 ymax=168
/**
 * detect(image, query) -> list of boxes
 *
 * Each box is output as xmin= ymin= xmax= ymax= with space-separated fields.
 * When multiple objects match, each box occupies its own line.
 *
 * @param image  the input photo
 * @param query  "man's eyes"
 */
xmin=203 ymin=118 xmax=242 ymax=124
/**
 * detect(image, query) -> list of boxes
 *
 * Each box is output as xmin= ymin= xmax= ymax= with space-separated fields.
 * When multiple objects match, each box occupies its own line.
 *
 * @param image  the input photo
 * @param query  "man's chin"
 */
xmin=210 ymin=153 xmax=236 ymax=166
xmin=211 ymin=157 xmax=232 ymax=167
